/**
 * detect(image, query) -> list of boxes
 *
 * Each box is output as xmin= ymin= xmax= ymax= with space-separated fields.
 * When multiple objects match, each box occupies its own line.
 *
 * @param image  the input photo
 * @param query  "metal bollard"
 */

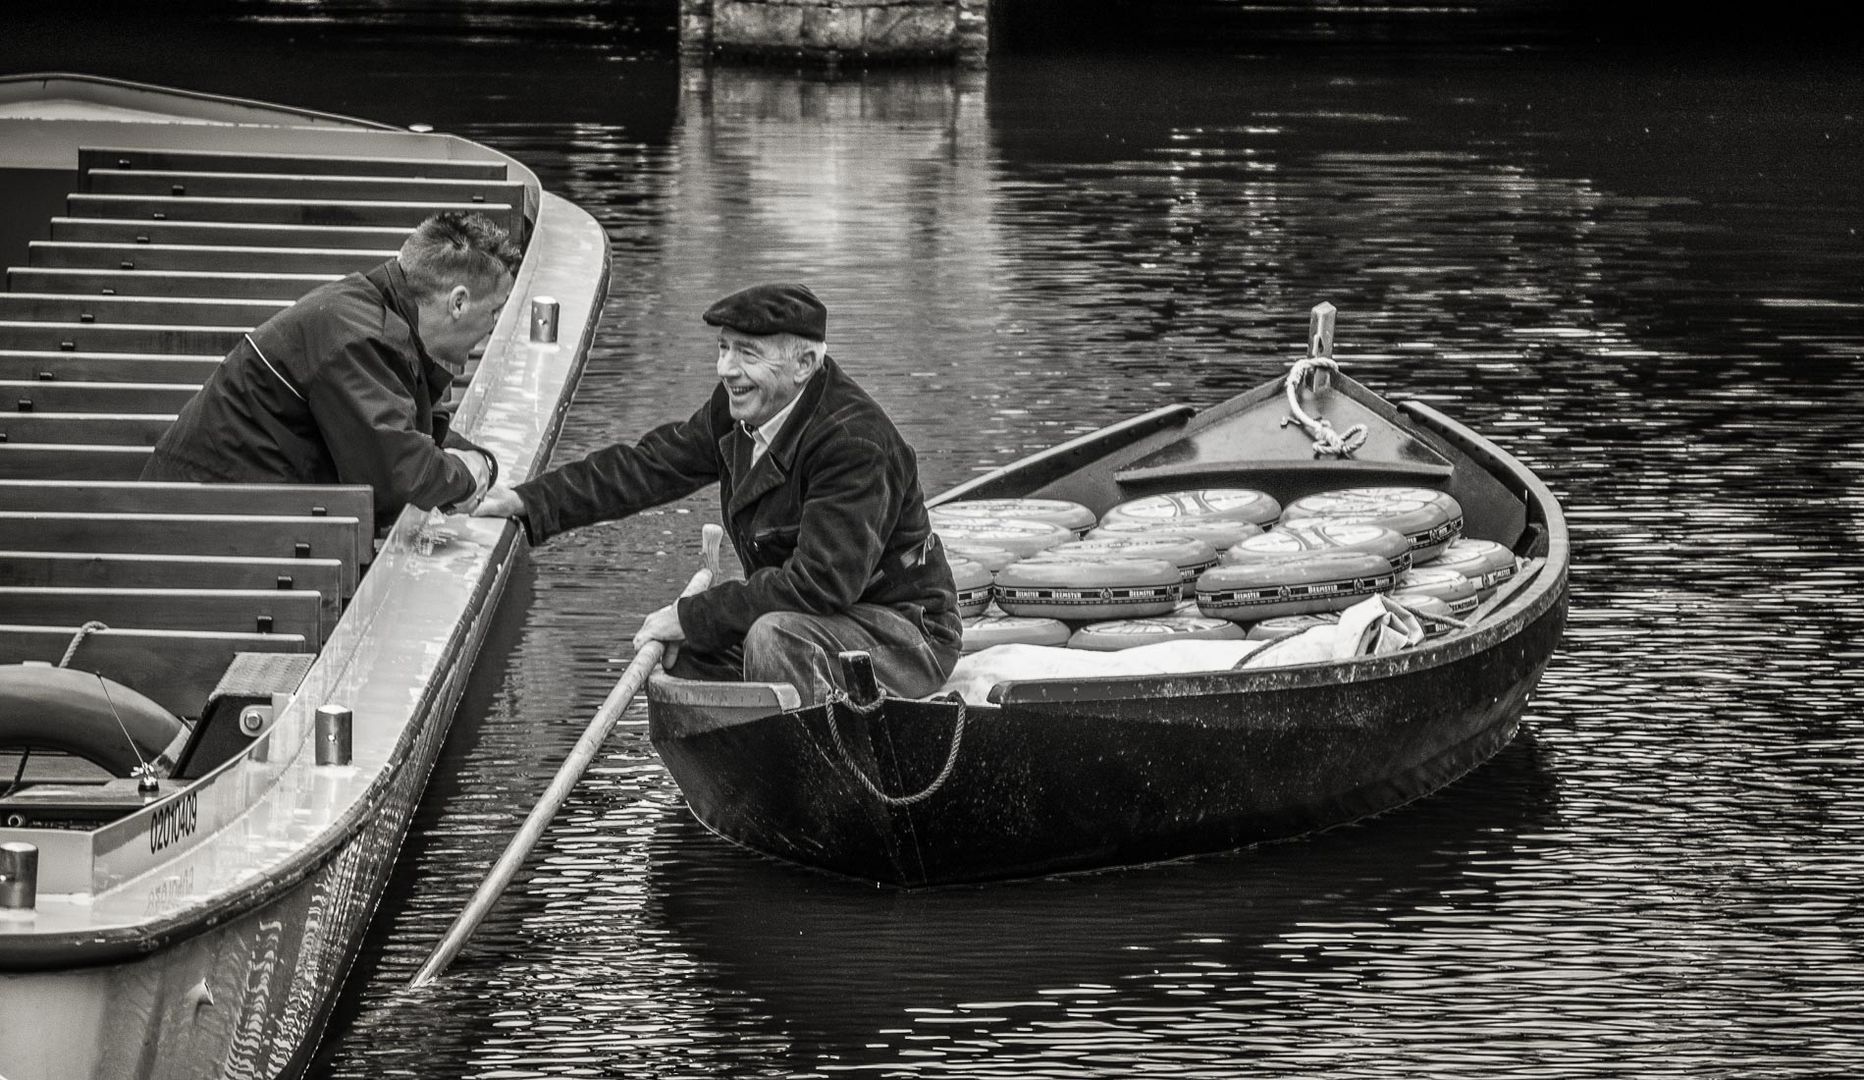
xmin=1 ymin=842 xmax=37 ymax=911
xmin=315 ymin=704 xmax=353 ymax=767
xmin=529 ymin=297 xmax=560 ymax=344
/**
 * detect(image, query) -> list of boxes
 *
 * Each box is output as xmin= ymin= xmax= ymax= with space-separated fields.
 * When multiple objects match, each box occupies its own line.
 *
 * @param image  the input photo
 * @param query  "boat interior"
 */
xmin=0 ymin=105 xmax=526 ymax=830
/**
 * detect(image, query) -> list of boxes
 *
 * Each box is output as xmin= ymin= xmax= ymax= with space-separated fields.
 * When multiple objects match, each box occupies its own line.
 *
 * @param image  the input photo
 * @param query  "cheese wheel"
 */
xmin=1391 ymin=566 xmax=1479 ymax=617
xmin=1046 ymin=535 xmax=1220 ymax=598
xmin=1392 ymin=593 xmax=1456 ymax=636
xmin=931 ymin=497 xmax=1097 ymax=535
xmin=961 ymin=612 xmax=1071 ymax=653
xmin=1421 ymin=537 xmax=1517 ymax=599
xmin=950 ymin=555 xmax=994 ymax=618
xmin=942 ymin=542 xmax=1020 ymax=573
xmin=1195 ymin=549 xmax=1398 ymax=623
xmin=1084 ymin=515 xmax=1262 ymax=552
xmin=1226 ymin=520 xmax=1412 ymax=574
xmin=995 ymin=554 xmax=1182 ymax=621
xmin=1101 ymin=488 xmax=1282 ymax=532
xmin=935 ymin=517 xmax=1073 ymax=560
xmin=1068 ymin=613 xmax=1248 ymax=651
xmin=1246 ymin=612 xmax=1341 ymax=641
xmin=1279 ymin=486 xmax=1464 ymax=563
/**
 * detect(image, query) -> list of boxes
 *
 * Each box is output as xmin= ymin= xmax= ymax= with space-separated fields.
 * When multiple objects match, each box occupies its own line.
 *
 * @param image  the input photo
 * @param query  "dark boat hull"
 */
xmin=649 ymin=361 xmax=1570 ymax=887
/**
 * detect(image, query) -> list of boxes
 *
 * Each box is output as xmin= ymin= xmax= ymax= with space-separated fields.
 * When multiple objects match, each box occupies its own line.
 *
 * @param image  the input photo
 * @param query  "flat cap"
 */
xmin=702 ymin=283 xmax=827 ymax=340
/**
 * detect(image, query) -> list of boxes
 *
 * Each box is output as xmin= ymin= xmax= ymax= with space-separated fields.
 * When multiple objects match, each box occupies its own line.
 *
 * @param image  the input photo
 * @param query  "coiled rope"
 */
xmin=825 ymin=690 xmax=968 ymax=808
xmin=1281 ymin=355 xmax=1368 ymax=458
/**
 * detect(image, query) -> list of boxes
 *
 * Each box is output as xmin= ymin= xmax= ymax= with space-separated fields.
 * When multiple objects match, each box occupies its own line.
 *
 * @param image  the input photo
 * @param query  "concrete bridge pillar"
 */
xmin=681 ymin=0 xmax=989 ymax=66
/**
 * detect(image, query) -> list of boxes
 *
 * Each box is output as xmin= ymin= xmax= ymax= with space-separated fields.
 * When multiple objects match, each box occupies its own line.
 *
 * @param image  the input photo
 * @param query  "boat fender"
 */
xmin=1195 ymin=549 xmax=1398 ymax=623
xmin=931 ymin=497 xmax=1098 ymax=536
xmin=961 ymin=612 xmax=1071 ymax=653
xmin=1390 ymin=566 xmax=1480 ymax=617
xmin=1226 ymin=520 xmax=1413 ymax=575
xmin=1280 ymin=486 xmax=1464 ymax=564
xmin=1048 ymin=534 xmax=1220 ymax=598
xmin=1084 ymin=516 xmax=1262 ymax=552
xmin=1101 ymin=488 xmax=1282 ymax=532
xmin=1419 ymin=537 xmax=1517 ymax=599
xmin=0 ymin=663 xmax=190 ymax=777
xmin=1068 ymin=613 xmax=1247 ymax=651
xmin=935 ymin=517 xmax=1074 ymax=560
xmin=1246 ymin=612 xmax=1342 ymax=641
xmin=951 ymin=555 xmax=994 ymax=619
xmin=995 ymin=554 xmax=1183 ymax=622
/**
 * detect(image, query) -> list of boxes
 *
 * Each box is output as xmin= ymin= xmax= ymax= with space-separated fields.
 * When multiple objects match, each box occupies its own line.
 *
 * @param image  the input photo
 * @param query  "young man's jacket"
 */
xmin=141 ymin=260 xmax=490 ymax=524
xmin=513 ymin=355 xmax=963 ymax=661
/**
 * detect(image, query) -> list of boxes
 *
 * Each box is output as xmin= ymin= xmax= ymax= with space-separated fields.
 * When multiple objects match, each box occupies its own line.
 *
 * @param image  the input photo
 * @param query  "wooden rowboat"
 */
xmin=646 ymin=305 xmax=1569 ymax=888
xmin=0 ymin=74 xmax=609 ymax=1078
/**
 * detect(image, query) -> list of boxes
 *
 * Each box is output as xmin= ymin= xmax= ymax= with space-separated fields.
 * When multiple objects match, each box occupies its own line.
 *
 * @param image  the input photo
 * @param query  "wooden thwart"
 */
xmin=7 ymin=267 xmax=338 ymax=301
xmin=66 ymin=193 xmax=521 ymax=239
xmin=0 ymin=380 xmax=200 ymax=414
xmin=0 ymin=350 xmax=222 ymax=383
xmin=0 ymin=444 xmax=151 ymax=480
xmin=0 ymin=511 xmax=366 ymax=592
xmin=0 ymin=550 xmax=345 ymax=630
xmin=50 ymin=217 xmax=413 ymax=250
xmin=84 ymin=169 xmax=525 ymax=211
xmin=0 ymin=293 xmax=287 ymax=326
xmin=0 ymin=412 xmax=174 ymax=446
xmin=0 ymin=586 xmax=323 ymax=643
xmin=0 ymin=480 xmax=374 ymax=543
xmin=0 ymin=320 xmax=245 ymax=355
xmin=26 ymin=241 xmax=397 ymax=274
xmin=81 ymin=145 xmax=508 ymax=181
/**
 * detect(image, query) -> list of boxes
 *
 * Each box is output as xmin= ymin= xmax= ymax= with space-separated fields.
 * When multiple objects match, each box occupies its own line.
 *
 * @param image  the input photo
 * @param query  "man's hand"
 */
xmin=444 ymin=448 xmax=494 ymax=511
xmin=633 ymin=603 xmax=687 ymax=667
xmin=471 ymin=484 xmax=525 ymax=518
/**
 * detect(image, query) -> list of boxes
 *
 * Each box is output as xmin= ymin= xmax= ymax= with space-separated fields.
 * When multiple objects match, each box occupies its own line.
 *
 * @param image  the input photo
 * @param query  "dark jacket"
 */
xmin=514 ymin=356 xmax=962 ymax=660
xmin=141 ymin=261 xmax=488 ymax=524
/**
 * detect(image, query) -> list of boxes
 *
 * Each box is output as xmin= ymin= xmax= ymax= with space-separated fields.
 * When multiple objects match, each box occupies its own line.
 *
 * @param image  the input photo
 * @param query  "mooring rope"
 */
xmin=1281 ymin=355 xmax=1368 ymax=458
xmin=58 ymin=620 xmax=108 ymax=668
xmin=825 ymin=690 xmax=968 ymax=808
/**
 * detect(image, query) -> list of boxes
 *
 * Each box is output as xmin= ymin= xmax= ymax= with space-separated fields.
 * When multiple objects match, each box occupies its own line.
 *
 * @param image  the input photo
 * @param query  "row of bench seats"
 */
xmin=2 ymin=143 xmax=511 ymax=720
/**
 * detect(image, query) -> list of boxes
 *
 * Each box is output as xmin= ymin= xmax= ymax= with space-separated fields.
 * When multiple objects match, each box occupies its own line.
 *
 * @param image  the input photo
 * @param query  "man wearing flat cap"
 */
xmin=474 ymin=282 xmax=962 ymax=701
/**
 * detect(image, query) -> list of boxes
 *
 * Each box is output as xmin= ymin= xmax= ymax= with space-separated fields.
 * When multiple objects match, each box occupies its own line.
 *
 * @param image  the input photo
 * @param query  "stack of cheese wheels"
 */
xmin=1068 ymin=612 xmax=1248 ymax=651
xmin=1246 ymin=612 xmax=1341 ymax=641
xmin=961 ymin=611 xmax=1071 ymax=653
xmin=1422 ymin=537 xmax=1517 ymax=599
xmin=941 ymin=542 xmax=1019 ymax=573
xmin=935 ymin=517 xmax=1074 ymax=563
xmin=1279 ymin=486 xmax=1464 ymax=564
xmin=931 ymin=497 xmax=1097 ymax=536
xmin=1044 ymin=534 xmax=1220 ymax=598
xmin=1390 ymin=566 xmax=1479 ymax=618
xmin=995 ymin=551 xmax=1182 ymax=622
xmin=950 ymin=554 xmax=994 ymax=619
xmin=1196 ymin=548 xmax=1398 ymax=623
xmin=1226 ymin=520 xmax=1414 ymax=574
xmin=1094 ymin=488 xmax=1281 ymax=550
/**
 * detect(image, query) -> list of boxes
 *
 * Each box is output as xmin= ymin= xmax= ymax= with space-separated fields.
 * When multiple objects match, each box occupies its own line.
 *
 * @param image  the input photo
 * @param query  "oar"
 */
xmin=409 ymin=522 xmax=723 ymax=989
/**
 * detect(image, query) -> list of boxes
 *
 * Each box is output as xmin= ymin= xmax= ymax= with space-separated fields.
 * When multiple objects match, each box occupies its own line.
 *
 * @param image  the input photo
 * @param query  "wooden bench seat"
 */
xmin=0 ymin=350 xmax=223 ymax=383
xmin=0 ymin=444 xmax=150 ymax=479
xmin=27 ymin=241 xmax=396 ymax=275
xmin=50 ymin=218 xmax=413 ymax=249
xmin=0 ymin=550 xmax=344 ymax=630
xmin=0 ymin=321 xmax=245 ymax=354
xmin=0 ymin=481 xmax=374 ymax=562
xmin=0 ymin=511 xmax=364 ymax=592
xmin=0 ymin=586 xmax=323 ymax=643
xmin=8 ymin=267 xmax=337 ymax=301
xmin=84 ymin=169 xmax=526 ymax=212
xmin=82 ymin=146 xmax=509 ymax=181
xmin=0 ymin=412 xmax=173 ymax=446
xmin=0 ymin=380 xmax=199 ymax=414
xmin=65 ymin=193 xmax=522 ymax=238
xmin=0 ymin=623 xmax=309 ymax=720
xmin=0 ymin=293 xmax=287 ymax=327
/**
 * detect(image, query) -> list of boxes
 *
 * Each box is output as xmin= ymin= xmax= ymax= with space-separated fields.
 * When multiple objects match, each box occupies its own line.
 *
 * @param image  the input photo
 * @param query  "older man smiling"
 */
xmin=474 ymin=282 xmax=961 ymax=702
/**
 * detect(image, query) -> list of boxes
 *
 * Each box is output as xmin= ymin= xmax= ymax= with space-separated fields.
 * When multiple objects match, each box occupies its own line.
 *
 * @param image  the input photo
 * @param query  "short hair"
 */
xmin=765 ymin=330 xmax=827 ymax=367
xmin=398 ymin=211 xmax=522 ymax=300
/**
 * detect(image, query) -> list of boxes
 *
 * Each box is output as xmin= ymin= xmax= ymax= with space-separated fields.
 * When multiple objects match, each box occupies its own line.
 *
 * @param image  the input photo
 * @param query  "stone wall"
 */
xmin=681 ymin=0 xmax=989 ymax=65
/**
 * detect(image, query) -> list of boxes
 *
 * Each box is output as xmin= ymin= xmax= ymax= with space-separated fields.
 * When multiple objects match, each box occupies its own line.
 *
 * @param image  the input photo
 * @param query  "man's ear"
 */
xmin=447 ymin=283 xmax=471 ymax=318
xmin=797 ymin=344 xmax=825 ymax=379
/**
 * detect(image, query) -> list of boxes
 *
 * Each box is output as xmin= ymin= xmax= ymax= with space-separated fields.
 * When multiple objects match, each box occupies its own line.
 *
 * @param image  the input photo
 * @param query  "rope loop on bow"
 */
xmin=823 ymin=690 xmax=968 ymax=808
xmin=1281 ymin=355 xmax=1368 ymax=458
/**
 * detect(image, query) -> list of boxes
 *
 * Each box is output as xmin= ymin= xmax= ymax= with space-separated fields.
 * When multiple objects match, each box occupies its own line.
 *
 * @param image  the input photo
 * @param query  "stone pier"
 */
xmin=680 ymin=0 xmax=990 ymax=66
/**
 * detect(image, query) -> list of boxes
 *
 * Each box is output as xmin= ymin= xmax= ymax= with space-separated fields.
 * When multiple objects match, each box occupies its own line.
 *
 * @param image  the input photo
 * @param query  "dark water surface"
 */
xmin=7 ymin=5 xmax=1863 ymax=1077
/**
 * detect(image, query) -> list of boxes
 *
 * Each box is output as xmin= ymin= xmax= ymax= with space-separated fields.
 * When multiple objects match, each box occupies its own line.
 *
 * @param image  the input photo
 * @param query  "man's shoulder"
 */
xmin=268 ymin=272 xmax=410 ymax=352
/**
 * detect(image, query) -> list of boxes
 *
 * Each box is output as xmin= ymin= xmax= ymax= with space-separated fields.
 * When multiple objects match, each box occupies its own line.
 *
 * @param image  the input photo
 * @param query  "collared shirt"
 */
xmin=747 ymin=393 xmax=803 ymax=467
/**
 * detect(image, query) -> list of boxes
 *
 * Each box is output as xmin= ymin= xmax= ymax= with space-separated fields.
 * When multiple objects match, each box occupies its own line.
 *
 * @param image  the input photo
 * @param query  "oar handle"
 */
xmin=409 ymin=523 xmax=723 ymax=989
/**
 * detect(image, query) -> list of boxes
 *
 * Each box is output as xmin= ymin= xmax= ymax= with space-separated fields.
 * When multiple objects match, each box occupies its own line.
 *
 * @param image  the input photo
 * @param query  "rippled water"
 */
xmin=8 ymin=5 xmax=1863 ymax=1077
